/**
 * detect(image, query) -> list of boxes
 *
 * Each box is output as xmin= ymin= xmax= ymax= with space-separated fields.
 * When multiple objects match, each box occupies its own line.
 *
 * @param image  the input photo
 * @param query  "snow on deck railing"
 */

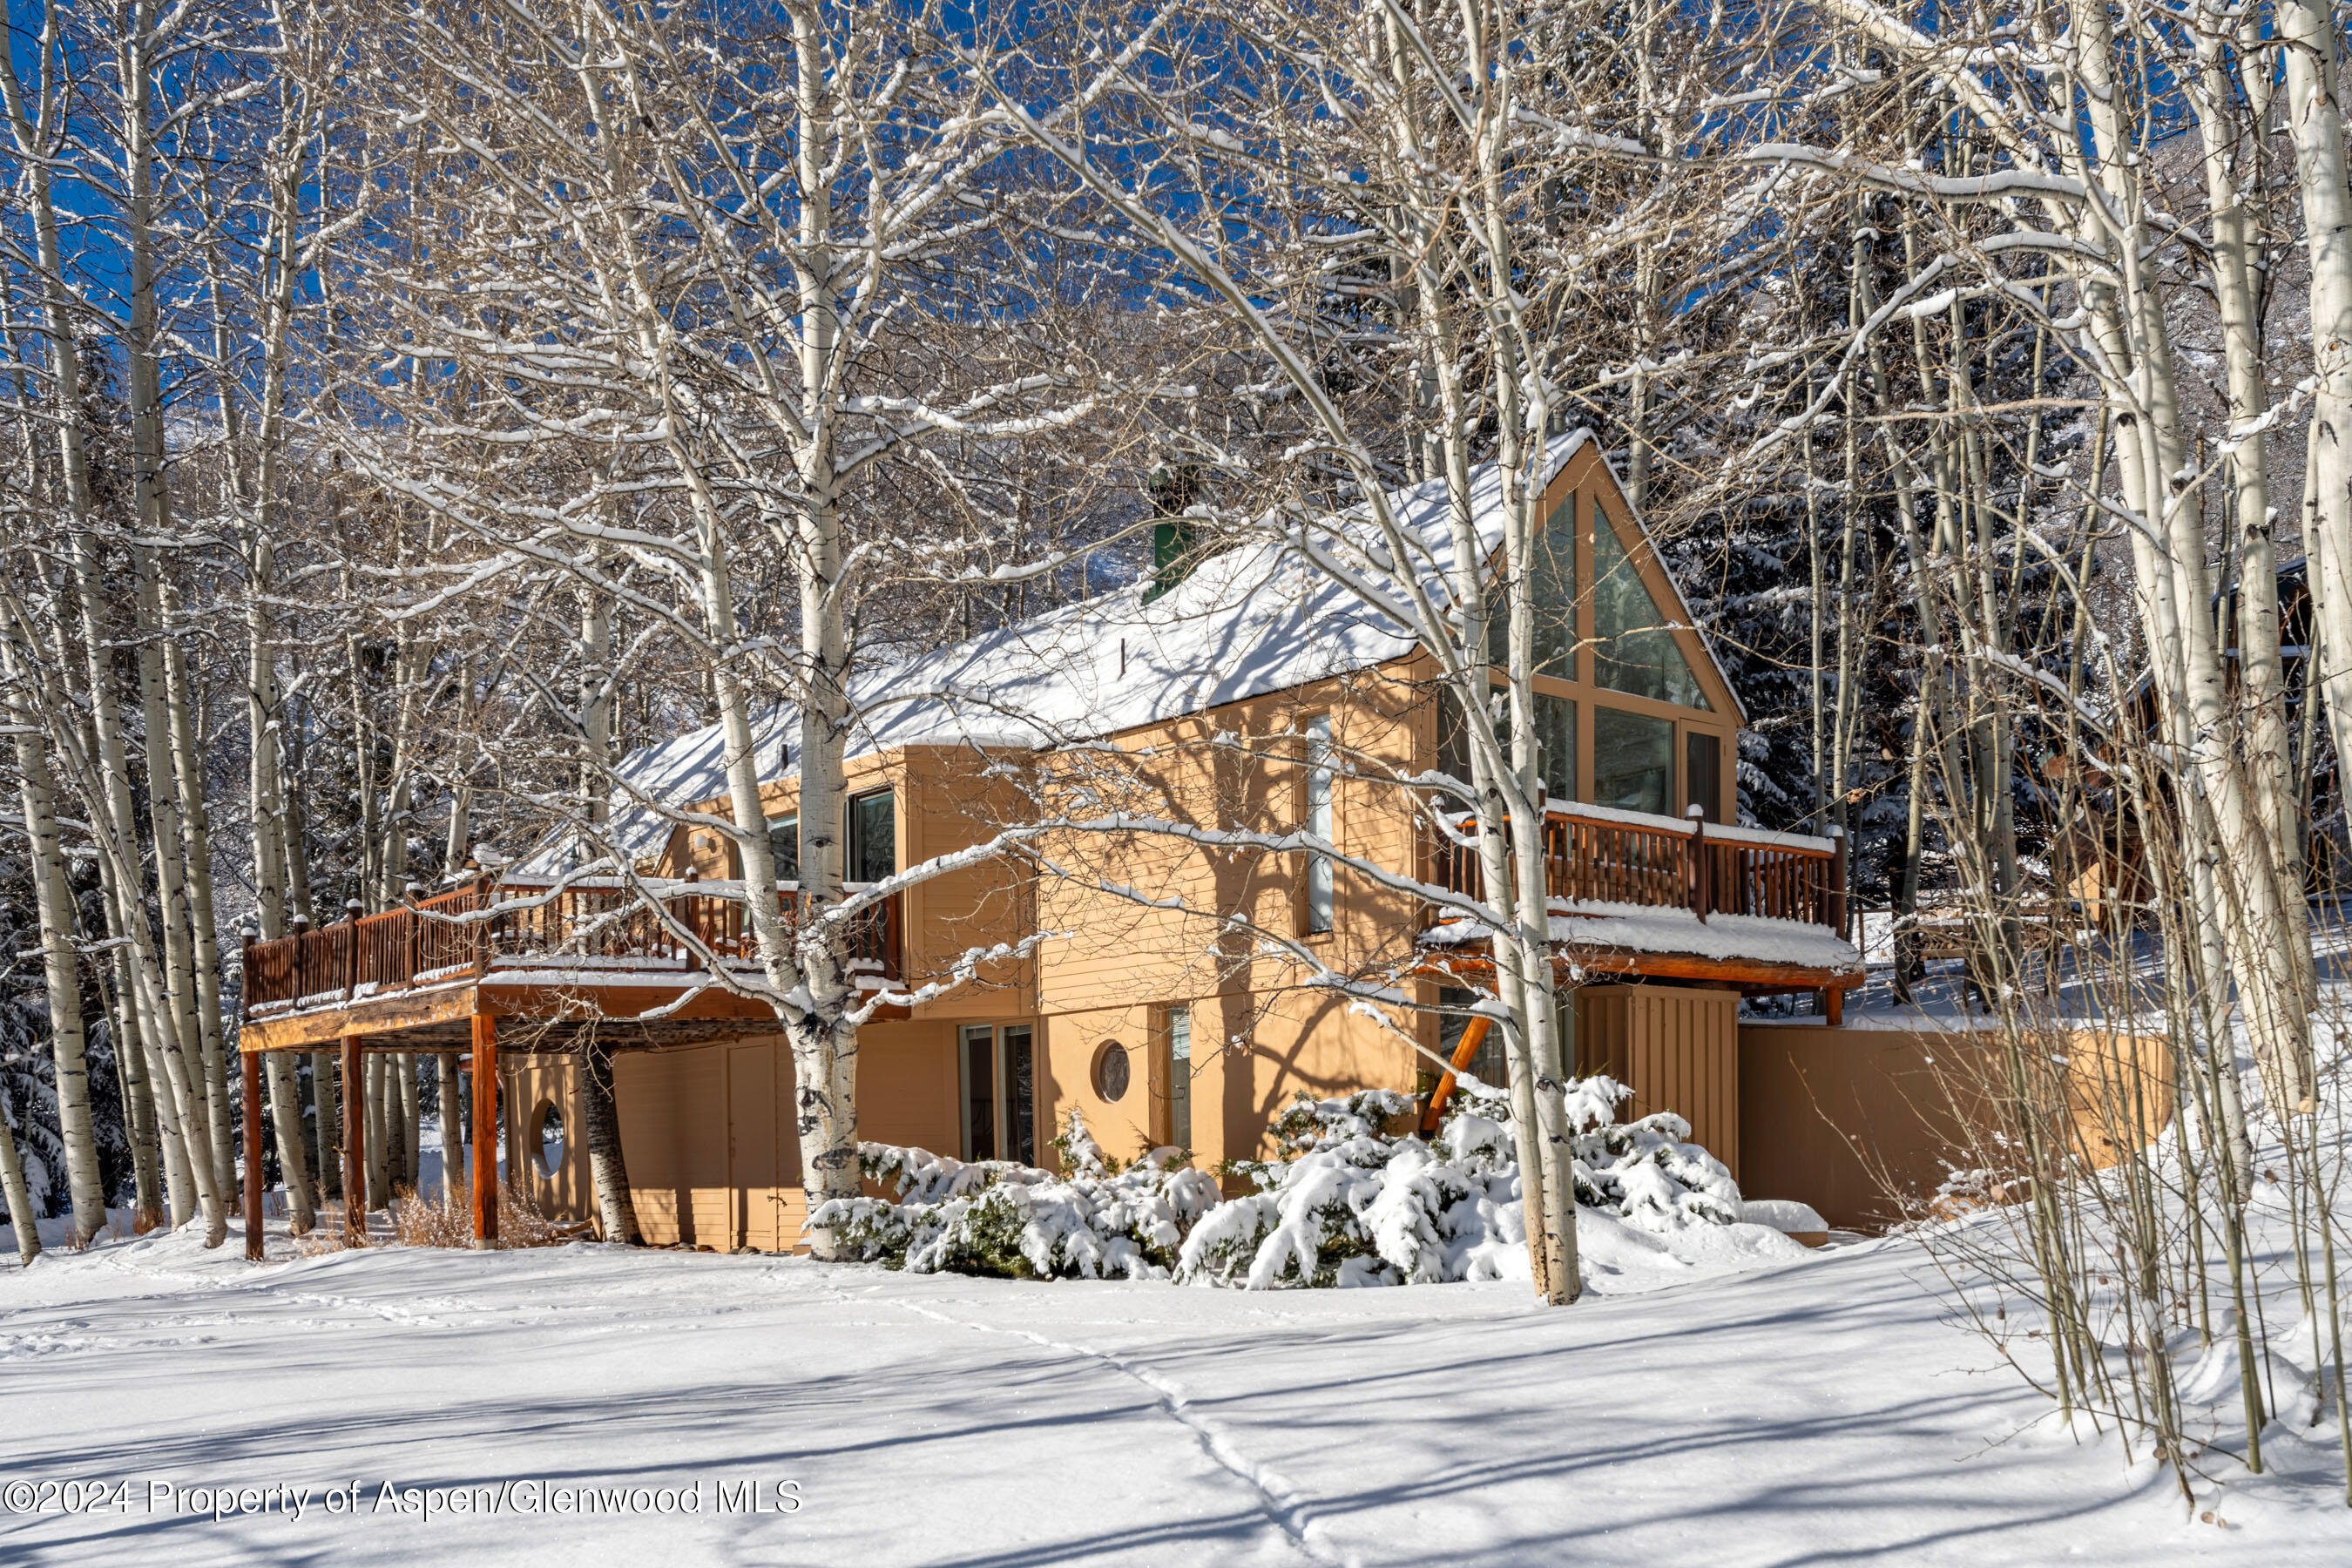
xmin=240 ymin=875 xmax=900 ymax=1016
xmin=1430 ymin=801 xmax=1848 ymax=936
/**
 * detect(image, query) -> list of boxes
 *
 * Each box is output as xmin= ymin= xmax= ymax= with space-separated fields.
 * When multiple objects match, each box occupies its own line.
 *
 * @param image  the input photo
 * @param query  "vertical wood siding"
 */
xmin=1578 ymin=985 xmax=1740 ymax=1179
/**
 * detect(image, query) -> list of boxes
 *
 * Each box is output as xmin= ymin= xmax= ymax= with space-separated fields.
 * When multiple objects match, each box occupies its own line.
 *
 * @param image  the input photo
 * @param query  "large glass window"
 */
xmin=1304 ymin=715 xmax=1334 ymax=934
xmin=1486 ymin=491 xmax=1578 ymax=677
xmin=1592 ymin=706 xmax=1674 ymax=816
xmin=1593 ymin=508 xmax=1707 ymax=709
xmin=1166 ymin=1008 xmax=1192 ymax=1151
xmin=848 ymin=789 xmax=895 ymax=882
xmin=1463 ymin=692 xmax=1575 ymax=803
xmin=767 ymin=814 xmax=800 ymax=883
xmin=1685 ymin=732 xmax=1722 ymax=824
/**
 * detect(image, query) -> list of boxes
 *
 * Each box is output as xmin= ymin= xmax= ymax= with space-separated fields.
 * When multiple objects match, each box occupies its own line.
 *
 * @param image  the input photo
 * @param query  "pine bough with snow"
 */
xmin=812 ymin=1080 xmax=1753 ymax=1288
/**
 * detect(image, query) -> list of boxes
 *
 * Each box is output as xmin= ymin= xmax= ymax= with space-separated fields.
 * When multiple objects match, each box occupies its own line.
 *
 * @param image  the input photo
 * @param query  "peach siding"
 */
xmin=539 ymin=446 xmax=1758 ymax=1247
xmin=580 ymin=1019 xmax=965 ymax=1249
xmin=1738 ymin=1024 xmax=2174 ymax=1231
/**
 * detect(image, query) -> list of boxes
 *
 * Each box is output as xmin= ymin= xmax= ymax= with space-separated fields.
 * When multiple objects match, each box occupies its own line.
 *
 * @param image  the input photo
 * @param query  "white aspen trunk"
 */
xmin=444 ymin=667 xmax=476 ymax=872
xmin=119 ymin=883 xmax=206 ymax=1231
xmin=375 ymin=591 xmax=434 ymax=909
xmin=357 ymin=1052 xmax=376 ymax=1213
xmin=130 ymin=545 xmax=224 ymax=1189
xmin=579 ymin=1037 xmax=641 ymax=1243
xmin=348 ymin=601 xmax=382 ymax=911
xmin=118 ymin=0 xmax=236 ymax=1193
xmin=1 ymin=642 xmax=105 ymax=1240
xmin=2072 ymin=0 xmax=2310 ymax=1108
xmin=1486 ymin=368 xmax=1580 ymax=1305
xmin=1476 ymin=37 xmax=1580 ymax=1303
xmin=748 ymin=11 xmax=870 ymax=1254
xmin=438 ymin=1053 xmax=464 ymax=1204
xmin=399 ymin=1054 xmax=422 ymax=1195
xmin=575 ymin=585 xmax=637 ymax=1233
xmin=240 ymin=540 xmax=315 ymax=1230
xmin=0 ymin=576 xmax=225 ymax=1240
xmin=2193 ymin=24 xmax=2314 ymax=1017
xmin=2194 ymin=33 xmax=2295 ymax=849
xmin=108 ymin=949 xmax=166 ymax=1229
xmin=2277 ymin=0 xmax=2352 ymax=816
xmin=0 ymin=0 xmax=216 ymax=1240
xmin=314 ymin=1051 xmax=340 ymax=1202
xmin=161 ymin=587 xmax=240 ymax=1194
xmin=0 ymin=1105 xmax=39 ymax=1264
xmin=1427 ymin=328 xmax=1560 ymax=1302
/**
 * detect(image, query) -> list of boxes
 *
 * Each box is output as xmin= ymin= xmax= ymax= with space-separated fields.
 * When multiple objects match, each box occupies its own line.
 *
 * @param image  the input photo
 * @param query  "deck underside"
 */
xmin=235 ymin=971 xmax=838 ymax=1053
xmin=1419 ymin=936 xmax=1862 ymax=999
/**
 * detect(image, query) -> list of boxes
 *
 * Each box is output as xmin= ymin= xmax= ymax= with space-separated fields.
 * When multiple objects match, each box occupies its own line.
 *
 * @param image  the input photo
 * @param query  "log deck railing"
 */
xmin=1430 ymin=802 xmax=1848 ymax=937
xmin=241 ymin=876 xmax=902 ymax=1015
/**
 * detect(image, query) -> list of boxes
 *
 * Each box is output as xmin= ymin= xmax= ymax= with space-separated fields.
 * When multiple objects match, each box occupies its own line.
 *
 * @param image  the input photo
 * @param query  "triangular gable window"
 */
xmin=1485 ymin=490 xmax=1578 ymax=678
xmin=1593 ymin=504 xmax=1707 ymax=710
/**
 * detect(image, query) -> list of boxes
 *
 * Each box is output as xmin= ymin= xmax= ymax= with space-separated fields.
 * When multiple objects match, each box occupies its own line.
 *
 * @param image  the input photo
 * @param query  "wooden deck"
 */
xmin=231 ymin=874 xmax=905 ymax=1258
xmin=237 ymin=875 xmax=903 ymax=1052
xmin=1423 ymin=801 xmax=1861 ymax=1010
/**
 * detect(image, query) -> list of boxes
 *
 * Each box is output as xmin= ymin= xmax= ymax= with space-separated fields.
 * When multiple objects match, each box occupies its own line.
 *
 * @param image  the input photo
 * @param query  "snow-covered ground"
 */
xmin=3 ymin=1213 xmax=2341 ymax=1565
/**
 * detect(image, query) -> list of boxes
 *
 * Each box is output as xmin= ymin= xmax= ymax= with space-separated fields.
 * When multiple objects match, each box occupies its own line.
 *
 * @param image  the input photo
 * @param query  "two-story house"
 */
xmin=235 ymin=432 xmax=1862 ymax=1252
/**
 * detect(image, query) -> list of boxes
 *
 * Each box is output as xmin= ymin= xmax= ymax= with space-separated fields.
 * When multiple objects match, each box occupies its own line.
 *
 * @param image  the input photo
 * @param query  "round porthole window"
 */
xmin=531 ymin=1099 xmax=565 ymax=1178
xmin=1092 ymin=1041 xmax=1131 ymax=1102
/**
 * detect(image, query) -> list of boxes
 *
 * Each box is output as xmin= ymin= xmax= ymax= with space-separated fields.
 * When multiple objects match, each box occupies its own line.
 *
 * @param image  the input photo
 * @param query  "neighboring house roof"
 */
xmin=556 ymin=430 xmax=1725 ymax=866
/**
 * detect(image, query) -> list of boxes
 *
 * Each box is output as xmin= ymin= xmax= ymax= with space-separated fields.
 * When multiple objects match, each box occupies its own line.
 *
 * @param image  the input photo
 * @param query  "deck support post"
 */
xmin=1824 ymin=985 xmax=1843 ymax=1027
xmin=471 ymin=1010 xmax=499 ymax=1248
xmin=1686 ymin=808 xmax=1708 ymax=923
xmin=1419 ymin=1014 xmax=1493 ymax=1134
xmin=341 ymin=1034 xmax=366 ymax=1243
xmin=472 ymin=871 xmax=493 ymax=978
xmin=1828 ymin=825 xmax=1848 ymax=941
xmin=242 ymin=1048 xmax=265 ymax=1261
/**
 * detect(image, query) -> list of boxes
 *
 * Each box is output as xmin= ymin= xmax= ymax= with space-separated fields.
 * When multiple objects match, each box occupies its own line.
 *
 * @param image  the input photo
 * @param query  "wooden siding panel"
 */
xmin=614 ymin=1045 xmax=727 ymax=1247
xmin=727 ymin=1042 xmax=780 ymax=1250
xmin=506 ymin=1053 xmax=593 ymax=1224
xmin=1577 ymin=985 xmax=1739 ymax=1180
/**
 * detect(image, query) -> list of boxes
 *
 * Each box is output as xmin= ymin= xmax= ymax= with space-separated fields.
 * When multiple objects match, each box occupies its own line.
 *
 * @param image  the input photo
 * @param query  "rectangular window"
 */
xmin=767 ymin=814 xmax=800 ymax=883
xmin=1166 ymin=1008 xmax=1192 ymax=1151
xmin=848 ymin=789 xmax=896 ymax=883
xmin=1474 ymin=691 xmax=1577 ymax=803
xmin=1001 ymin=1025 xmax=1037 ymax=1166
xmin=1685 ymin=732 xmax=1721 ymax=824
xmin=1304 ymin=715 xmax=1334 ymax=934
xmin=1532 ymin=693 xmax=1575 ymax=804
xmin=1592 ymin=706 xmax=1675 ymax=817
xmin=962 ymin=1024 xmax=997 ymax=1161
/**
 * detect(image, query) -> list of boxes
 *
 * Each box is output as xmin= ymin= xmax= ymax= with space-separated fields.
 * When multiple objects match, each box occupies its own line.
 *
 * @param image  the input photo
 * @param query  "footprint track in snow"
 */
xmin=864 ymin=1289 xmax=1355 ymax=1568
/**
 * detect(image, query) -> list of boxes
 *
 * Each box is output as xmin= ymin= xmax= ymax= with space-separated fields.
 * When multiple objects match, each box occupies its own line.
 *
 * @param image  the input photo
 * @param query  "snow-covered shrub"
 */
xmin=813 ymin=1085 xmax=1743 ymax=1290
xmin=1178 ymin=1080 xmax=1740 ymax=1289
xmin=812 ymin=1122 xmax=1220 ymax=1281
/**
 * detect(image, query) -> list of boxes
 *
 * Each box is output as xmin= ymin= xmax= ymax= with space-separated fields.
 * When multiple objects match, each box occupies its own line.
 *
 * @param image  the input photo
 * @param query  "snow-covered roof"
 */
xmin=571 ymin=432 xmax=1722 ymax=865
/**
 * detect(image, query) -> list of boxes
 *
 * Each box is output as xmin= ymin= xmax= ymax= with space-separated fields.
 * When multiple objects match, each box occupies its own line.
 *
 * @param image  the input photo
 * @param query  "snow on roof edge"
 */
xmin=558 ymin=430 xmax=1751 ymax=869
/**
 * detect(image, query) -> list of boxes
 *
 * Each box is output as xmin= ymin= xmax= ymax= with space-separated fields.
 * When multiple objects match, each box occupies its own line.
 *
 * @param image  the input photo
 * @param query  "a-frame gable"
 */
xmin=1544 ymin=443 xmax=1747 ymax=727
